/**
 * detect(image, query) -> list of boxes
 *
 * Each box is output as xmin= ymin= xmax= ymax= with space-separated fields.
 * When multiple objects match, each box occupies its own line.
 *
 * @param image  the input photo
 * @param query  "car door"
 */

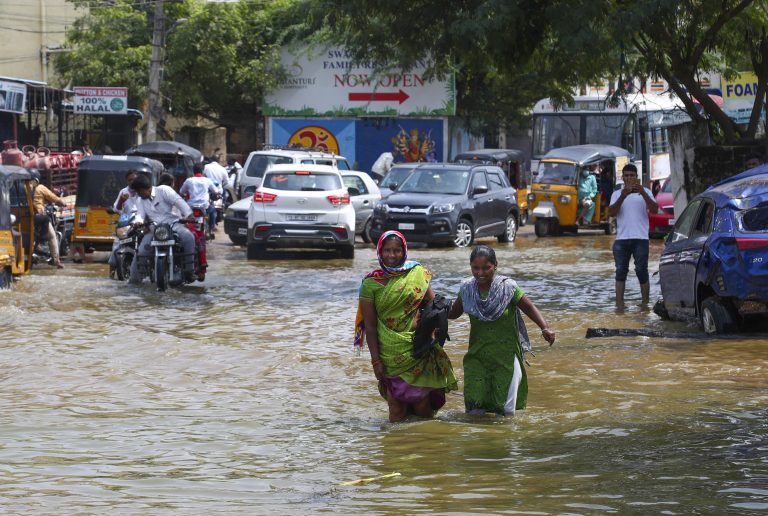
xmin=487 ymin=169 xmax=515 ymax=232
xmin=468 ymin=169 xmax=493 ymax=236
xmin=659 ymin=199 xmax=703 ymax=317
xmin=343 ymin=174 xmax=372 ymax=229
xmin=680 ymin=199 xmax=716 ymax=311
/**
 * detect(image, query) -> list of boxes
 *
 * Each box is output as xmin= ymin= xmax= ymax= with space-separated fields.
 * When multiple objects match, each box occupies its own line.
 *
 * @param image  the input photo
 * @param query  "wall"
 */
xmin=0 ymin=0 xmax=82 ymax=82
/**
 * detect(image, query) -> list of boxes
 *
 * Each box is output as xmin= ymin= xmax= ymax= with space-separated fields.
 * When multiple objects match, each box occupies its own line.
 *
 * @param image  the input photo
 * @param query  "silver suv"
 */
xmin=239 ymin=146 xmax=352 ymax=198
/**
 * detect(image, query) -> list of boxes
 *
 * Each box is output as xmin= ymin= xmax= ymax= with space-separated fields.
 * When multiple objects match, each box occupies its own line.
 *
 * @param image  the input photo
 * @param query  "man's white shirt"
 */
xmin=180 ymin=176 xmax=219 ymax=206
xmin=134 ymin=185 xmax=192 ymax=225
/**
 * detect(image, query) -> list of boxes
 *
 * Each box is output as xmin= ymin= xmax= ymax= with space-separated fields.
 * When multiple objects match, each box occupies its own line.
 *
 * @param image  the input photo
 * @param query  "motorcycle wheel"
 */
xmin=155 ymin=257 xmax=168 ymax=292
xmin=116 ymin=249 xmax=134 ymax=282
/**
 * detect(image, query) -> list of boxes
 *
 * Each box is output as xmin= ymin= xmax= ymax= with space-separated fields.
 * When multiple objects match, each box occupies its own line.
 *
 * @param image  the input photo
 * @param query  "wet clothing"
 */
xmin=359 ymin=264 xmax=457 ymax=407
xmin=458 ymin=277 xmax=528 ymax=415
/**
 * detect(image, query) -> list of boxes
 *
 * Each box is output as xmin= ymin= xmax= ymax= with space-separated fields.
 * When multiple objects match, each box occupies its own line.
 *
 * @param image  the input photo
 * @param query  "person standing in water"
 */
xmin=448 ymin=245 xmax=555 ymax=416
xmin=355 ymin=230 xmax=457 ymax=422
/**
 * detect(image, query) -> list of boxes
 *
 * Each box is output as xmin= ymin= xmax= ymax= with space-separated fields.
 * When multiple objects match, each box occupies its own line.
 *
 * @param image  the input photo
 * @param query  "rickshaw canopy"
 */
xmin=76 ymin=155 xmax=164 ymax=207
xmin=125 ymin=141 xmax=203 ymax=164
xmin=540 ymin=145 xmax=631 ymax=167
xmin=0 ymin=165 xmax=33 ymax=184
xmin=453 ymin=148 xmax=525 ymax=164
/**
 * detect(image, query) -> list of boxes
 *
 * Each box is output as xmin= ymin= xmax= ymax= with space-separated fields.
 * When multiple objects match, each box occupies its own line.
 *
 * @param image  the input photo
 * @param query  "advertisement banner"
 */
xmin=722 ymin=72 xmax=762 ymax=124
xmin=73 ymin=87 xmax=128 ymax=115
xmin=0 ymin=81 xmax=27 ymax=114
xmin=265 ymin=47 xmax=455 ymax=117
xmin=269 ymin=117 xmax=447 ymax=173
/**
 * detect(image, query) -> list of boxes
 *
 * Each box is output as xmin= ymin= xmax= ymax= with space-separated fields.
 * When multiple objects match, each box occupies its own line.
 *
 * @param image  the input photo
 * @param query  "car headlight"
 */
xmin=558 ymin=195 xmax=571 ymax=204
xmin=431 ymin=203 xmax=455 ymax=214
xmin=154 ymin=225 xmax=171 ymax=241
xmin=226 ymin=208 xmax=235 ymax=218
xmin=374 ymin=202 xmax=389 ymax=214
xmin=116 ymin=226 xmax=132 ymax=239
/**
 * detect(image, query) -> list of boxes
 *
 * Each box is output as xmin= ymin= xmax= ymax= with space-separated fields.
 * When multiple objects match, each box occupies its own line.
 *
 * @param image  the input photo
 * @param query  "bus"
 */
xmin=531 ymin=93 xmax=691 ymax=184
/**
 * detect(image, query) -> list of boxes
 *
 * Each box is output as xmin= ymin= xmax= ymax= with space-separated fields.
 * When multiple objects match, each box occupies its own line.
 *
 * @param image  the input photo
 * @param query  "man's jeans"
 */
xmin=612 ymin=238 xmax=649 ymax=284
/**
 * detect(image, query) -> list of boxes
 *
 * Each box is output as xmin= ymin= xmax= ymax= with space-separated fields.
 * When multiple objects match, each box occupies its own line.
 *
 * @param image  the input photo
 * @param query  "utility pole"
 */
xmin=146 ymin=0 xmax=165 ymax=142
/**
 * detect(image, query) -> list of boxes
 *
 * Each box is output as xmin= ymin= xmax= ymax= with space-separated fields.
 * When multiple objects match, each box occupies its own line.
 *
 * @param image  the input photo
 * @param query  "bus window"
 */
xmin=650 ymin=127 xmax=670 ymax=153
xmin=621 ymin=116 xmax=636 ymax=155
xmin=585 ymin=115 xmax=626 ymax=149
xmin=533 ymin=116 xmax=580 ymax=156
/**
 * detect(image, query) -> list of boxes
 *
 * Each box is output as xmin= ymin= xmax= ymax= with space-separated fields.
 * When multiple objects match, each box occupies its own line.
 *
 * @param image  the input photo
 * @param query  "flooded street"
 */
xmin=2 ymin=228 xmax=767 ymax=513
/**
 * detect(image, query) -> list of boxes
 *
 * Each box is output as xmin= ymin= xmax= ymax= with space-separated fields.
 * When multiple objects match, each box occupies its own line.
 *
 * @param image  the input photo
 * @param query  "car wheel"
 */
xmin=361 ymin=219 xmax=372 ymax=244
xmin=700 ymin=296 xmax=738 ymax=334
xmin=229 ymin=235 xmax=247 ymax=246
xmin=246 ymin=243 xmax=268 ymax=260
xmin=604 ymin=218 xmax=617 ymax=235
xmin=339 ymin=245 xmax=355 ymax=259
xmin=519 ymin=210 xmax=528 ymax=226
xmin=534 ymin=218 xmax=548 ymax=237
xmin=497 ymin=214 xmax=518 ymax=243
xmin=453 ymin=219 xmax=474 ymax=247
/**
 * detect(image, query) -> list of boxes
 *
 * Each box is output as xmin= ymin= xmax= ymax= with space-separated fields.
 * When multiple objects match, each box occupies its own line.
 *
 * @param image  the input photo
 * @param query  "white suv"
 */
xmin=239 ymin=147 xmax=352 ymax=198
xmin=246 ymin=164 xmax=356 ymax=259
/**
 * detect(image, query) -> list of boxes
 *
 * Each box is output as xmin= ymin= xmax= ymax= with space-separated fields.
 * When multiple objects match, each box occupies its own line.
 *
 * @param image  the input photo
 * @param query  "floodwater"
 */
xmin=1 ymin=228 xmax=767 ymax=514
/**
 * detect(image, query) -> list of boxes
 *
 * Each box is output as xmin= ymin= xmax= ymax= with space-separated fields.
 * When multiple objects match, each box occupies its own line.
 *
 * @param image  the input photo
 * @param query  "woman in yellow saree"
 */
xmin=355 ymin=231 xmax=457 ymax=422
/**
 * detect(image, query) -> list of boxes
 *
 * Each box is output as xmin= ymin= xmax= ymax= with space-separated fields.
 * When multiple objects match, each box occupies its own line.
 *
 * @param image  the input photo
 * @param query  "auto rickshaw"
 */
xmin=70 ymin=155 xmax=164 ymax=262
xmin=528 ymin=144 xmax=631 ymax=237
xmin=0 ymin=165 xmax=35 ymax=288
xmin=453 ymin=149 xmax=530 ymax=225
xmin=125 ymin=140 xmax=203 ymax=192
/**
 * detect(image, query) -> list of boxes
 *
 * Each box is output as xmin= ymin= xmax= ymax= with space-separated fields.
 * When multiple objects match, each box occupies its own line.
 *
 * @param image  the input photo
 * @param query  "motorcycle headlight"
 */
xmin=116 ymin=226 xmax=131 ymax=239
xmin=431 ymin=203 xmax=455 ymax=214
xmin=527 ymin=193 xmax=535 ymax=203
xmin=558 ymin=195 xmax=571 ymax=204
xmin=154 ymin=225 xmax=171 ymax=241
xmin=374 ymin=202 xmax=389 ymax=214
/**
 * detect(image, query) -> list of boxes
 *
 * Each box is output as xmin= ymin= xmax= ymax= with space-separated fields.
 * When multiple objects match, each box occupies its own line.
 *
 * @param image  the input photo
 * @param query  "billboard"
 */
xmin=73 ymin=87 xmax=128 ymax=115
xmin=722 ymin=72 xmax=762 ymax=124
xmin=0 ymin=80 xmax=27 ymax=114
xmin=265 ymin=47 xmax=455 ymax=117
xmin=269 ymin=117 xmax=447 ymax=173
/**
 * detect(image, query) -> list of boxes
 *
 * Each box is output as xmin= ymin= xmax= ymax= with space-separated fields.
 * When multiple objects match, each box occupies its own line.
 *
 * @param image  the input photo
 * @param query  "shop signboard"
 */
xmin=265 ymin=47 xmax=455 ymax=117
xmin=0 ymin=80 xmax=27 ymax=114
xmin=73 ymin=87 xmax=128 ymax=115
xmin=722 ymin=72 xmax=763 ymax=124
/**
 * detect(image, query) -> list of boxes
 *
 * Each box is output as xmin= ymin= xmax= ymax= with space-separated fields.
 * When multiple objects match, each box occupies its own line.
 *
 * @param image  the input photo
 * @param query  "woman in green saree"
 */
xmin=449 ymin=245 xmax=556 ymax=416
xmin=355 ymin=231 xmax=457 ymax=422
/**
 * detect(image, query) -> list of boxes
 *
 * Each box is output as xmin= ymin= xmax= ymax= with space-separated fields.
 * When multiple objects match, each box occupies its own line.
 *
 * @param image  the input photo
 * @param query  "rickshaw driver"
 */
xmin=576 ymin=164 xmax=598 ymax=225
xmin=128 ymin=174 xmax=197 ymax=284
xmin=30 ymin=170 xmax=66 ymax=269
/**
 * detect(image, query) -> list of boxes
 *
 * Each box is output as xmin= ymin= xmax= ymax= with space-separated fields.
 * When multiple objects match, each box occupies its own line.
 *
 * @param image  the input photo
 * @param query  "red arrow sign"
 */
xmin=348 ymin=89 xmax=410 ymax=104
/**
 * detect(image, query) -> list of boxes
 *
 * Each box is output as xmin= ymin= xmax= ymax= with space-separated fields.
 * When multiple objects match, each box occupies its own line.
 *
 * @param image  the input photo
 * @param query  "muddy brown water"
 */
xmin=1 ymin=227 xmax=766 ymax=513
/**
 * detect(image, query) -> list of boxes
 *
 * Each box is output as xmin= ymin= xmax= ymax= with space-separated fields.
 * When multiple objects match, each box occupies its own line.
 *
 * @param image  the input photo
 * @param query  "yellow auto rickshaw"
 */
xmin=70 ymin=155 xmax=164 ymax=262
xmin=453 ymin=149 xmax=530 ymax=225
xmin=529 ymin=145 xmax=631 ymax=237
xmin=0 ymin=165 xmax=35 ymax=288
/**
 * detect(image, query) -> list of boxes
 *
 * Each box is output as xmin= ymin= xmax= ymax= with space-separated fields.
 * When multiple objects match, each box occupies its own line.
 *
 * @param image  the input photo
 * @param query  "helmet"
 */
xmin=28 ymin=169 xmax=41 ymax=182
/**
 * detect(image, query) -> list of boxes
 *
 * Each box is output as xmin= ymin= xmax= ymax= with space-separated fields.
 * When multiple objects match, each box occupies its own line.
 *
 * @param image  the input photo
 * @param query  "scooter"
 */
xmin=32 ymin=203 xmax=71 ymax=265
xmin=111 ymin=212 xmax=148 ymax=282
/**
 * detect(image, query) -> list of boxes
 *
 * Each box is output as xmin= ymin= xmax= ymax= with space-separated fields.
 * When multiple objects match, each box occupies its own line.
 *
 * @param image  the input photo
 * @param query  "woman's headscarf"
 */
xmin=353 ymin=231 xmax=420 ymax=352
xmin=459 ymin=274 xmax=518 ymax=322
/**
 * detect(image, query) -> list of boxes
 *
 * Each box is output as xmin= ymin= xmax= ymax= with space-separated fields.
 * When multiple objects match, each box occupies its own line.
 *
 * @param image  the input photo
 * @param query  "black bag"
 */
xmin=412 ymin=295 xmax=452 ymax=359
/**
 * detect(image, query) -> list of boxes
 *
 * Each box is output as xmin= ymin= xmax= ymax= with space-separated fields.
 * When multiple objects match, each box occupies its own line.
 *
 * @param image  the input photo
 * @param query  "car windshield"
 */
xmin=245 ymin=155 xmax=294 ymax=177
xmin=535 ymin=161 xmax=578 ymax=185
xmin=398 ymin=168 xmax=470 ymax=194
xmin=380 ymin=167 xmax=415 ymax=188
xmin=738 ymin=203 xmax=768 ymax=232
xmin=262 ymin=172 xmax=341 ymax=191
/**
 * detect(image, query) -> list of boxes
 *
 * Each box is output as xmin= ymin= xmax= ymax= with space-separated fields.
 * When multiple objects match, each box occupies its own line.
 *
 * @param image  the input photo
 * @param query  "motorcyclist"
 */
xmin=181 ymin=162 xmax=221 ymax=236
xmin=203 ymin=156 xmax=230 ymax=227
xmin=108 ymin=171 xmax=139 ymax=278
xmin=128 ymin=174 xmax=198 ymax=284
xmin=29 ymin=170 xmax=66 ymax=268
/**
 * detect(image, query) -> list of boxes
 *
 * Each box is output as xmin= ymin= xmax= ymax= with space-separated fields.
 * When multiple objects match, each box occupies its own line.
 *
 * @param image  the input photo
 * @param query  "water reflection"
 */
xmin=0 ymin=231 xmax=766 ymax=512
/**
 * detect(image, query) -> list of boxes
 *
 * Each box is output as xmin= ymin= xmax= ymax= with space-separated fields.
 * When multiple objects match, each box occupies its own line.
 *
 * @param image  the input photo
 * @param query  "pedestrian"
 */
xmin=354 ymin=230 xmax=457 ymax=422
xmin=29 ymin=170 xmax=66 ymax=268
xmin=448 ymin=245 xmax=555 ymax=416
xmin=608 ymin=163 xmax=658 ymax=305
xmin=745 ymin=153 xmax=763 ymax=170
xmin=576 ymin=164 xmax=598 ymax=225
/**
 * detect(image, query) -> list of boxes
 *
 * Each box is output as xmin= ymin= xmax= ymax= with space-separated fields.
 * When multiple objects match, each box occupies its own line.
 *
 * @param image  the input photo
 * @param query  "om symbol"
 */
xmin=288 ymin=126 xmax=340 ymax=154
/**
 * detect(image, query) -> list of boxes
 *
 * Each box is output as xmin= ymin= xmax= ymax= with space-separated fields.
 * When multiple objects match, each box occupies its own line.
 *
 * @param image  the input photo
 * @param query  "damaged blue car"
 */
xmin=655 ymin=165 xmax=768 ymax=334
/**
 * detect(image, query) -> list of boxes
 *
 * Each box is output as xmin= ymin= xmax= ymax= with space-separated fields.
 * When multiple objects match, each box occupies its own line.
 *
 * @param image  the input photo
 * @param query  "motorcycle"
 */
xmin=143 ymin=222 xmax=203 ymax=291
xmin=110 ymin=211 xmax=148 ymax=282
xmin=33 ymin=202 xmax=71 ymax=266
xmin=189 ymin=203 xmax=213 ymax=241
